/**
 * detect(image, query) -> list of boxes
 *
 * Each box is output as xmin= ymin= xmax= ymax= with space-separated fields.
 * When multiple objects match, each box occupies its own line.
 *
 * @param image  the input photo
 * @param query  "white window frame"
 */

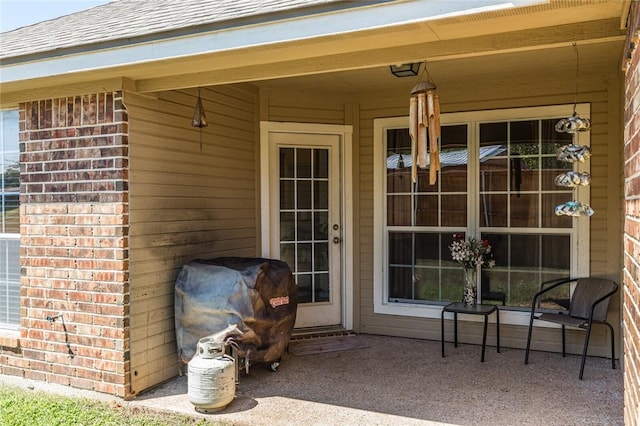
xmin=373 ymin=104 xmax=590 ymax=326
xmin=1 ymin=108 xmax=21 ymax=332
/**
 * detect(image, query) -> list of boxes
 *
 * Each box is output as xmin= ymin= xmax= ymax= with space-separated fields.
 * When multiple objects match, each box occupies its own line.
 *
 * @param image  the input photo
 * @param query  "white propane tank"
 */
xmin=188 ymin=333 xmax=236 ymax=413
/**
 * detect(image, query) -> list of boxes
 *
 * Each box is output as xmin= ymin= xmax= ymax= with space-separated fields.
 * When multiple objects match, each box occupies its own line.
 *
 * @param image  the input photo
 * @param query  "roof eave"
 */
xmin=0 ymin=0 xmax=545 ymax=84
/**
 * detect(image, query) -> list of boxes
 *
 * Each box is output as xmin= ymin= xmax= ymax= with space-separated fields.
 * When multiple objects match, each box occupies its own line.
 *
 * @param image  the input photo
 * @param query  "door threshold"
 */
xmin=290 ymin=326 xmax=353 ymax=340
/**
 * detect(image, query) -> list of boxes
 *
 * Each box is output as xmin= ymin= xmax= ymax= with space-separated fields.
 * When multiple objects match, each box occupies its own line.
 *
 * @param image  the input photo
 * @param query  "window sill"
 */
xmin=374 ymin=301 xmax=561 ymax=328
xmin=0 ymin=330 xmax=21 ymax=349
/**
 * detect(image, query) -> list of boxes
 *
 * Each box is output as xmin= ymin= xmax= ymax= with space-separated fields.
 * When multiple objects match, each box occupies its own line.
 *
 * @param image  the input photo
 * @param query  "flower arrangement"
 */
xmin=449 ymin=234 xmax=495 ymax=270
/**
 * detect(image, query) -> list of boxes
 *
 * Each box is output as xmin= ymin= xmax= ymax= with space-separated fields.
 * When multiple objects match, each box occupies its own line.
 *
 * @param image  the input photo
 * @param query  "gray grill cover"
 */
xmin=175 ymin=257 xmax=297 ymax=365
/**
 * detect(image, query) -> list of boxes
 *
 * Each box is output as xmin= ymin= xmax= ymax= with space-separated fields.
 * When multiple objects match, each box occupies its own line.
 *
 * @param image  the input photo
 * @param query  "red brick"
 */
xmin=71 ymin=376 xmax=98 ymax=390
xmin=0 ymin=366 xmax=25 ymax=377
xmin=47 ymin=374 xmax=71 ymax=386
xmin=624 ymin=5 xmax=640 ymax=422
xmin=24 ymin=370 xmax=47 ymax=381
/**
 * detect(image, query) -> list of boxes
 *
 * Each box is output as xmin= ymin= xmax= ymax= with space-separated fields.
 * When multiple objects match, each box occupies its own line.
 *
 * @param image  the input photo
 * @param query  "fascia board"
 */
xmin=0 ymin=0 xmax=544 ymax=85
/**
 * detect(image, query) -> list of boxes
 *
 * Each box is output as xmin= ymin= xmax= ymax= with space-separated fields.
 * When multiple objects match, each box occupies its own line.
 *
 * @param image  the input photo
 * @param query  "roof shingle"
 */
xmin=0 ymin=0 xmax=345 ymax=60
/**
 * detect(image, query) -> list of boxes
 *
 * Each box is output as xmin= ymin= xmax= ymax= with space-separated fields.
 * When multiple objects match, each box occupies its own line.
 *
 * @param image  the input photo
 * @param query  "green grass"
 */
xmin=0 ymin=386 xmax=221 ymax=426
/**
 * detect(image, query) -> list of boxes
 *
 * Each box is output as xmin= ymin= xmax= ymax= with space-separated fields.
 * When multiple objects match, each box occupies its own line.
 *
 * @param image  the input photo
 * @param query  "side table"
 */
xmin=441 ymin=302 xmax=500 ymax=362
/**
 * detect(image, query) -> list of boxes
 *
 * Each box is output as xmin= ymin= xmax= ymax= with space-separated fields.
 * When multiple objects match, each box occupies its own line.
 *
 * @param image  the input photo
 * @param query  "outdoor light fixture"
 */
xmin=390 ymin=62 xmax=421 ymax=77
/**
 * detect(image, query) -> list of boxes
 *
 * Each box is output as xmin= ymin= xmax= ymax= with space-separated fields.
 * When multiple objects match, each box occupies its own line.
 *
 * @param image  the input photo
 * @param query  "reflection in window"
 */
xmin=386 ymin=125 xmax=468 ymax=303
xmin=478 ymin=119 xmax=573 ymax=229
xmin=386 ymin=125 xmax=468 ymax=230
xmin=388 ymin=232 xmax=468 ymax=303
xmin=481 ymin=233 xmax=570 ymax=308
xmin=279 ymin=147 xmax=330 ymax=303
xmin=478 ymin=118 xmax=573 ymax=307
xmin=1 ymin=109 xmax=20 ymax=329
xmin=381 ymin=111 xmax=582 ymax=310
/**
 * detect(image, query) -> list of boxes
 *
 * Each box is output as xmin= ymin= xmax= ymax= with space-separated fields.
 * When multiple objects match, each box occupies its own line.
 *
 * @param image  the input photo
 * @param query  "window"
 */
xmin=374 ymin=105 xmax=590 ymax=324
xmin=1 ymin=109 xmax=20 ymax=330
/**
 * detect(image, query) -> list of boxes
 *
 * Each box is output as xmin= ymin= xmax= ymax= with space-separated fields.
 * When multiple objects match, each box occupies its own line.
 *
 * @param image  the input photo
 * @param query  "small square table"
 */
xmin=441 ymin=302 xmax=500 ymax=362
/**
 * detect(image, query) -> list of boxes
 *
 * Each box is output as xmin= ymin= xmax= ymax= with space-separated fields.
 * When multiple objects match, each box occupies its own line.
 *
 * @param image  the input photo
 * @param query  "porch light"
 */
xmin=390 ymin=62 xmax=421 ymax=77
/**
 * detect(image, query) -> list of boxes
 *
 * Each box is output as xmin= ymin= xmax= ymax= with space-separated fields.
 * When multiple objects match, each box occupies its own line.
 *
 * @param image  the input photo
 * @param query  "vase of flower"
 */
xmin=463 ymin=268 xmax=477 ymax=306
xmin=449 ymin=234 xmax=495 ymax=307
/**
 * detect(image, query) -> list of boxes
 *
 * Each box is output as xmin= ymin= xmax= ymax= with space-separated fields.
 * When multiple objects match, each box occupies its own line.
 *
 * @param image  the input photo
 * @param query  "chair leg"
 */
xmin=525 ymin=309 xmax=535 ymax=365
xmin=561 ymin=325 xmax=566 ymax=357
xmin=605 ymin=322 xmax=616 ymax=370
xmin=579 ymin=321 xmax=594 ymax=380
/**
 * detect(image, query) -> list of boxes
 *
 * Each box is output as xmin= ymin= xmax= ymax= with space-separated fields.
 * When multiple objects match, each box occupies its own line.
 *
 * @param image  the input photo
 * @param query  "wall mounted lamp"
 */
xmin=389 ymin=62 xmax=422 ymax=77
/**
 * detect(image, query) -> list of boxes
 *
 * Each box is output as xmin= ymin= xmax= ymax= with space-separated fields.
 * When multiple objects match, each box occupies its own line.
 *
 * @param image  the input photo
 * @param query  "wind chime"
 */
xmin=409 ymin=65 xmax=441 ymax=185
xmin=192 ymin=87 xmax=208 ymax=152
xmin=553 ymin=43 xmax=594 ymax=217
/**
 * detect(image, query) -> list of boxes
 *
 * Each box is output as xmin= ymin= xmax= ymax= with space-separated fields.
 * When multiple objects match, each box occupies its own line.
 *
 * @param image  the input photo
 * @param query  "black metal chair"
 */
xmin=524 ymin=277 xmax=618 ymax=380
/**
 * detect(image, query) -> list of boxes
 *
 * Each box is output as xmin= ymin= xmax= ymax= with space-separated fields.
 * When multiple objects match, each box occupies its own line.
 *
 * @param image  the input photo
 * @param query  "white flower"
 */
xmin=448 ymin=235 xmax=495 ymax=270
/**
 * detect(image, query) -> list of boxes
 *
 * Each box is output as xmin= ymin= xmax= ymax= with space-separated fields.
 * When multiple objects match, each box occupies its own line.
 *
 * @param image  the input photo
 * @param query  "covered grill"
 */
xmin=175 ymin=257 xmax=298 ymax=371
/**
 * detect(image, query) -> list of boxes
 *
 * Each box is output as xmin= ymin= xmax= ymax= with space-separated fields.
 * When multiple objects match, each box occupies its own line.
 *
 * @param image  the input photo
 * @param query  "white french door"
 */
xmin=264 ymin=129 xmax=342 ymax=328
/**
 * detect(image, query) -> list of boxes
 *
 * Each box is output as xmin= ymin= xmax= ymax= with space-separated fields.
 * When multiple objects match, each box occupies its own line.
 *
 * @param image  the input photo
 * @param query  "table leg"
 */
xmin=453 ymin=312 xmax=458 ymax=348
xmin=441 ymin=309 xmax=445 ymax=357
xmin=481 ymin=314 xmax=488 ymax=362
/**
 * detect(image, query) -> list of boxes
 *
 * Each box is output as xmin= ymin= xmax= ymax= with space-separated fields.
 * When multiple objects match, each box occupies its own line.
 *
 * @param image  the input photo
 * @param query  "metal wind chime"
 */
xmin=553 ymin=43 xmax=594 ymax=217
xmin=409 ymin=64 xmax=441 ymax=185
xmin=192 ymin=87 xmax=208 ymax=152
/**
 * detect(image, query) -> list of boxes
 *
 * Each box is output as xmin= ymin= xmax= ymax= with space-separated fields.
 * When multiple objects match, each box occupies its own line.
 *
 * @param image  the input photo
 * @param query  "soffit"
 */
xmin=251 ymin=39 xmax=623 ymax=97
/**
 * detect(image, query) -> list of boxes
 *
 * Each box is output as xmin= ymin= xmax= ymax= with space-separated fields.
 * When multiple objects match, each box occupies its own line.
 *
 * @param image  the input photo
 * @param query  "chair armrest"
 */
xmin=529 ymin=278 xmax=575 ymax=318
xmin=533 ymin=278 xmax=575 ymax=303
xmin=539 ymin=277 xmax=575 ymax=292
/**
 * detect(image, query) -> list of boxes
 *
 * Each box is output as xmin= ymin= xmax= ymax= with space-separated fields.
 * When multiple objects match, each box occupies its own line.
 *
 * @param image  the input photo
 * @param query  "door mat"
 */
xmin=288 ymin=335 xmax=369 ymax=356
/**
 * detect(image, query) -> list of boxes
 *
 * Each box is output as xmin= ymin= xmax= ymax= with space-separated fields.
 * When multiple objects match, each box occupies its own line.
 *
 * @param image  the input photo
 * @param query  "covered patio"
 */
xmin=27 ymin=334 xmax=620 ymax=425
xmin=0 ymin=0 xmax=637 ymax=423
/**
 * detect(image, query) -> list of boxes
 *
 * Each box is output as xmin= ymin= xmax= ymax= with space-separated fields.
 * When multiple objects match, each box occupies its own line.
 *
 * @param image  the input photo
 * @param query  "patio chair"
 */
xmin=524 ymin=277 xmax=618 ymax=380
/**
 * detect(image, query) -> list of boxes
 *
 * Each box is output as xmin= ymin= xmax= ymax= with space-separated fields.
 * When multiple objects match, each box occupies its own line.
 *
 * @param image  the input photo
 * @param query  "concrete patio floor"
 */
xmin=1 ymin=334 xmax=624 ymax=425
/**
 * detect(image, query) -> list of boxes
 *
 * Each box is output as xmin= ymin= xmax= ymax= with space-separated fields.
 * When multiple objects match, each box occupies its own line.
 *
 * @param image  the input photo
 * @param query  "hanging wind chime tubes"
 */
xmin=409 ymin=79 xmax=441 ymax=185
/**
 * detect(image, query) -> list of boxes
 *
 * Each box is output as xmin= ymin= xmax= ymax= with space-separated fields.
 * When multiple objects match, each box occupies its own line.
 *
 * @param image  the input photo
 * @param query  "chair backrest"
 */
xmin=569 ymin=278 xmax=618 ymax=321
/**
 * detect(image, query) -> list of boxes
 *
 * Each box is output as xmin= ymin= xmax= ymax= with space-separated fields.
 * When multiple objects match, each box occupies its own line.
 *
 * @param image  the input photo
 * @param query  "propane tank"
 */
xmin=188 ymin=325 xmax=238 ymax=413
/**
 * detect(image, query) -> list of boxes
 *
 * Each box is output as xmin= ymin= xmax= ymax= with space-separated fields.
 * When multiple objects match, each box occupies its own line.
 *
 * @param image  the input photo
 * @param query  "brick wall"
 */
xmin=0 ymin=92 xmax=131 ymax=397
xmin=624 ymin=2 xmax=640 ymax=424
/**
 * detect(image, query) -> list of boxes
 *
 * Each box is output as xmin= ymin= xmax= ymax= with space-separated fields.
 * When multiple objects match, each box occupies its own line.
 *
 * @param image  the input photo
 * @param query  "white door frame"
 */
xmin=259 ymin=121 xmax=354 ymax=330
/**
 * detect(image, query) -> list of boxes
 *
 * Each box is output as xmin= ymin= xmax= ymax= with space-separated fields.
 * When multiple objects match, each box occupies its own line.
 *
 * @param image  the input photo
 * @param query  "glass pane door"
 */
xmin=279 ymin=147 xmax=330 ymax=304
